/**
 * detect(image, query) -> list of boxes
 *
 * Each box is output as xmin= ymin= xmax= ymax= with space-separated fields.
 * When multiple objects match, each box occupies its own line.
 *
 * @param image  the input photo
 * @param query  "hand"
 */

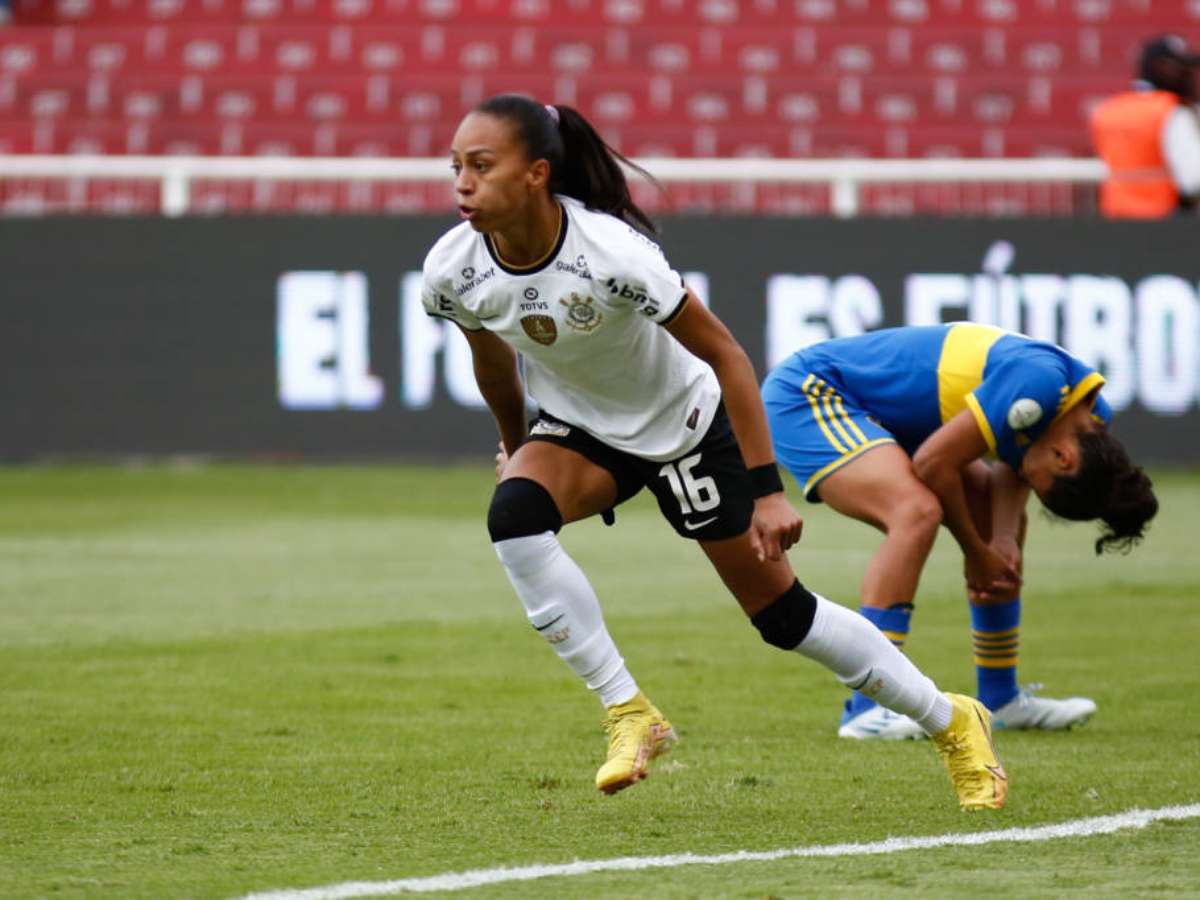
xmin=494 ymin=441 xmax=509 ymax=483
xmin=750 ymin=493 xmax=804 ymax=563
xmin=964 ymin=546 xmax=1022 ymax=603
xmin=989 ymin=534 xmax=1023 ymax=577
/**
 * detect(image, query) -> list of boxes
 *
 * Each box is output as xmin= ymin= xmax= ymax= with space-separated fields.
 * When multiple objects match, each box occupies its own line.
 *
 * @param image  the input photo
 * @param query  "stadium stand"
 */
xmin=1 ymin=0 xmax=1197 ymax=213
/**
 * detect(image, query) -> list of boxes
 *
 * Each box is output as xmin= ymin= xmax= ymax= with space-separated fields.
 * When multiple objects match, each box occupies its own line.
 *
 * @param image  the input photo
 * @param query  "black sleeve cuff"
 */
xmin=659 ymin=291 xmax=691 ymax=326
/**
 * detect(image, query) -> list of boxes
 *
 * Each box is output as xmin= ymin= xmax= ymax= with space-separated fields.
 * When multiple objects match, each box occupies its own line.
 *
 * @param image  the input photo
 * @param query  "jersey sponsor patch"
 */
xmin=1006 ymin=397 xmax=1043 ymax=430
xmin=521 ymin=315 xmax=557 ymax=346
xmin=531 ymin=419 xmax=571 ymax=437
xmin=560 ymin=293 xmax=603 ymax=333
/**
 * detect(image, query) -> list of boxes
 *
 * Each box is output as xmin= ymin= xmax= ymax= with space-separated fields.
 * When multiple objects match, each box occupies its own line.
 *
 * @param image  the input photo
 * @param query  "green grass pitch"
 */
xmin=1 ymin=464 xmax=1198 ymax=898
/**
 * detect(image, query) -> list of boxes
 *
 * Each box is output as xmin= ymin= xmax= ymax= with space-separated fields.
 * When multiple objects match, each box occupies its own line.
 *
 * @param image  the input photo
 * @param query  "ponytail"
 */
xmin=473 ymin=94 xmax=661 ymax=236
xmin=551 ymin=105 xmax=661 ymax=236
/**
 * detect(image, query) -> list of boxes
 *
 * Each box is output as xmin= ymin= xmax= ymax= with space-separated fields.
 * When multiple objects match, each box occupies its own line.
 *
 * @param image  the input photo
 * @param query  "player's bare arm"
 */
xmin=989 ymin=462 xmax=1030 ymax=576
xmin=461 ymin=325 xmax=527 ymax=460
xmin=912 ymin=410 xmax=1021 ymax=599
xmin=664 ymin=291 xmax=803 ymax=561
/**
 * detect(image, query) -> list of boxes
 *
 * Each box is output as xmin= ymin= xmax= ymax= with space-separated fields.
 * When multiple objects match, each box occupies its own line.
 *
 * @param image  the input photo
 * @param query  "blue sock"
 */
xmin=841 ymin=604 xmax=913 ymax=722
xmin=971 ymin=598 xmax=1021 ymax=710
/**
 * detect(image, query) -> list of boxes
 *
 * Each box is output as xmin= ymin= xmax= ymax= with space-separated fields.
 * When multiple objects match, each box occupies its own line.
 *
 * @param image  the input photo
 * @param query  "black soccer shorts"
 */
xmin=525 ymin=403 xmax=755 ymax=541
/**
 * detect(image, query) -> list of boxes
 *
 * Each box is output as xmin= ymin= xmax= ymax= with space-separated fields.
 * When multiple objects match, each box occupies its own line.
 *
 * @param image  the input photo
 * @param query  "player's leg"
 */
xmin=491 ymin=440 xmax=633 ymax=705
xmin=961 ymin=462 xmax=1097 ymax=730
xmin=649 ymin=407 xmax=1004 ymax=808
xmin=699 ymin=537 xmax=1006 ymax=810
xmin=763 ymin=372 xmax=934 ymax=738
xmin=818 ymin=445 xmax=942 ymax=610
xmin=815 ymin=446 xmax=943 ymax=738
xmin=700 ymin=539 xmax=951 ymax=733
xmin=490 ymin=434 xmax=675 ymax=793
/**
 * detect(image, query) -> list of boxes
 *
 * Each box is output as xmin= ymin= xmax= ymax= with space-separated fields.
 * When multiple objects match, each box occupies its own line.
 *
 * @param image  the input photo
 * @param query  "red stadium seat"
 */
xmin=4 ymin=0 xmax=1196 ymax=216
xmin=0 ymin=26 xmax=58 ymax=76
xmin=0 ymin=119 xmax=36 ymax=152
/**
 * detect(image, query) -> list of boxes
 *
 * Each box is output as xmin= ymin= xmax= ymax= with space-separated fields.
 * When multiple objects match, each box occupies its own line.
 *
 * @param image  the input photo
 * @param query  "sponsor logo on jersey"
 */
xmin=521 ymin=315 xmax=558 ymax=345
xmin=520 ymin=299 xmax=549 ymax=312
xmin=454 ymin=266 xmax=496 ymax=296
xmin=519 ymin=287 xmax=549 ymax=312
xmin=605 ymin=278 xmax=660 ymax=317
xmin=555 ymin=254 xmax=592 ymax=280
xmin=531 ymin=419 xmax=571 ymax=437
xmin=560 ymin=293 xmax=603 ymax=333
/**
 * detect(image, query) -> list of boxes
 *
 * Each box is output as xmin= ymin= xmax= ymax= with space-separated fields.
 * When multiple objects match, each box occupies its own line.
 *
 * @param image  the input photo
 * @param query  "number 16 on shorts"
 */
xmin=659 ymin=453 xmax=722 ymax=528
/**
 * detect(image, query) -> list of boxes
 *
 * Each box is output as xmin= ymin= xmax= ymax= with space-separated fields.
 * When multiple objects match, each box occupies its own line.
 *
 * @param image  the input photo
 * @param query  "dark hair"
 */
xmin=1138 ymin=35 xmax=1199 ymax=101
xmin=1041 ymin=429 xmax=1158 ymax=555
xmin=473 ymin=94 xmax=661 ymax=235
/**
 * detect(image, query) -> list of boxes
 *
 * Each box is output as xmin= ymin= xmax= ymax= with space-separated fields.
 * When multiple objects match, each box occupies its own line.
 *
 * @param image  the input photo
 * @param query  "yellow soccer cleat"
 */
xmin=931 ymin=693 xmax=1009 ymax=811
xmin=595 ymin=691 xmax=677 ymax=795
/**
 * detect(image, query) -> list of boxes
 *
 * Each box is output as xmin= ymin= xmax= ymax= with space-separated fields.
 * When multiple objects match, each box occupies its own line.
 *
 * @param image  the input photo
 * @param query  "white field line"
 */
xmin=241 ymin=803 xmax=1200 ymax=900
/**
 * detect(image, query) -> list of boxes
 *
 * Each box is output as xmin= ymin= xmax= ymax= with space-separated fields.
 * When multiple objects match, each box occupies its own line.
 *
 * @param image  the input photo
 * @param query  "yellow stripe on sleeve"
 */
xmin=1056 ymin=371 xmax=1107 ymax=421
xmin=964 ymin=392 xmax=997 ymax=452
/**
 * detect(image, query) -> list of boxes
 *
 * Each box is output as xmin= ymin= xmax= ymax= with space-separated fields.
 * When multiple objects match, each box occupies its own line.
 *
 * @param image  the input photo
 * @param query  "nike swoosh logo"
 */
xmin=682 ymin=516 xmax=719 ymax=531
xmin=849 ymin=668 xmax=874 ymax=691
xmin=534 ymin=614 xmax=565 ymax=632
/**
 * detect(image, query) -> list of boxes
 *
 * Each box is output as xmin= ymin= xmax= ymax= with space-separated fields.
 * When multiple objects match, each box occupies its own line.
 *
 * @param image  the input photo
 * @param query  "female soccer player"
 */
xmin=762 ymin=325 xmax=1158 ymax=739
xmin=421 ymin=94 xmax=1006 ymax=809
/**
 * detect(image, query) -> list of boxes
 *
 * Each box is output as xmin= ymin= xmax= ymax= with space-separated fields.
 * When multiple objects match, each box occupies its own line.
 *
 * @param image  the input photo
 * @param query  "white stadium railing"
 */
xmin=0 ymin=155 xmax=1108 ymax=217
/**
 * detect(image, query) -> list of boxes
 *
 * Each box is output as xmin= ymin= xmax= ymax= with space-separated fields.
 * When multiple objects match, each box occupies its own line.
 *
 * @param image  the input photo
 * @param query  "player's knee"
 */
xmin=487 ymin=477 xmax=563 ymax=542
xmin=888 ymin=490 xmax=942 ymax=542
xmin=750 ymin=580 xmax=818 ymax=651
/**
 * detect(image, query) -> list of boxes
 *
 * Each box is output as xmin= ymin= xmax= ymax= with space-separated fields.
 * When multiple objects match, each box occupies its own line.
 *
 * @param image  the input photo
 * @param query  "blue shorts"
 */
xmin=762 ymin=368 xmax=897 ymax=502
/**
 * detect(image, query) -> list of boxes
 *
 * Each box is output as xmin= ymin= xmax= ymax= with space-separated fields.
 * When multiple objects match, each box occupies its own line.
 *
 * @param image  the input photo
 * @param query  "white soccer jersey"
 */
xmin=422 ymin=196 xmax=720 ymax=461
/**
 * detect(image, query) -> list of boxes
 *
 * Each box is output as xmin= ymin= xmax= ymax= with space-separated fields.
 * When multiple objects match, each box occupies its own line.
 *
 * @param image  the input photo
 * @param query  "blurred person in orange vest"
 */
xmin=1091 ymin=35 xmax=1200 ymax=218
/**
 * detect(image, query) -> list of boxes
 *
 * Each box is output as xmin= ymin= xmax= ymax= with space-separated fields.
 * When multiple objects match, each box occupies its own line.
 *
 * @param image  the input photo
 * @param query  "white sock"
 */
xmin=795 ymin=595 xmax=952 ymax=734
xmin=494 ymin=531 xmax=638 ymax=708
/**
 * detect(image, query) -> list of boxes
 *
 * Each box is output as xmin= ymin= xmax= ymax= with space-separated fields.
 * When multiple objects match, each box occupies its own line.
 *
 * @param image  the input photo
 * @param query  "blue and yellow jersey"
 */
xmin=769 ymin=323 xmax=1111 ymax=470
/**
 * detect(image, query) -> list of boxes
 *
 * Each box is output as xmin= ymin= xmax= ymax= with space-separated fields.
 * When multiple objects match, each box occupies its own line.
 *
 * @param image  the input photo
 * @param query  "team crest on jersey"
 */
xmin=560 ymin=293 xmax=603 ymax=333
xmin=521 ymin=315 xmax=558 ymax=346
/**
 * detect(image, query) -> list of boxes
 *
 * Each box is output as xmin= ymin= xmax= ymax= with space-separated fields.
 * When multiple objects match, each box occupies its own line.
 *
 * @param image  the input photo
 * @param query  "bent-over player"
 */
xmin=762 ymin=325 xmax=1157 ymax=739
